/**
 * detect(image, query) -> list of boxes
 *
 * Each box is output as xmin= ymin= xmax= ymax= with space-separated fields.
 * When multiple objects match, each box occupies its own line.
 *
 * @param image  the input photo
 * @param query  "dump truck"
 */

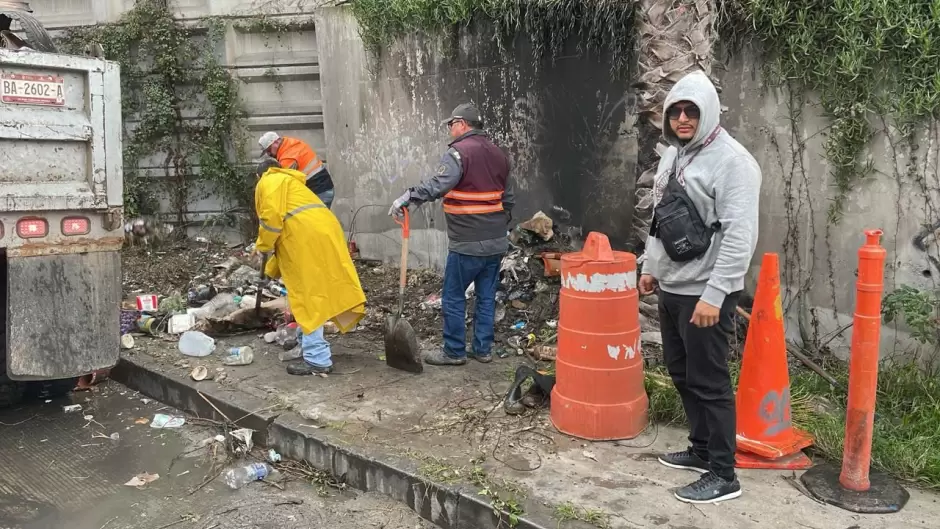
xmin=0 ymin=5 xmax=123 ymax=406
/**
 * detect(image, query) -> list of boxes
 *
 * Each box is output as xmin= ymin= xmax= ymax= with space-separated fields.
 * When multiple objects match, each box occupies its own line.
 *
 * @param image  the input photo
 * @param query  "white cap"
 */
xmin=258 ymin=131 xmax=280 ymax=152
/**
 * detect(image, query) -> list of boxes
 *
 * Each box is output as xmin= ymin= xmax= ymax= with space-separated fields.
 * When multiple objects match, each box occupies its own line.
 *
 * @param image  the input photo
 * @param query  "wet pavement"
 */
xmin=0 ymin=381 xmax=437 ymax=529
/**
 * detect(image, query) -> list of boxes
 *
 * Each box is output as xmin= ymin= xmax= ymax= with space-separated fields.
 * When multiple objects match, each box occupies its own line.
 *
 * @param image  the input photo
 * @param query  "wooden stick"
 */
xmin=197 ymin=391 xmax=234 ymax=424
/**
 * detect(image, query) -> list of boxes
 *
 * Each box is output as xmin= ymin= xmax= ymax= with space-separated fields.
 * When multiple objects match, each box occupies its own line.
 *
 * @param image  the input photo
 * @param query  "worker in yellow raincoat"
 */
xmin=254 ymin=158 xmax=366 ymax=375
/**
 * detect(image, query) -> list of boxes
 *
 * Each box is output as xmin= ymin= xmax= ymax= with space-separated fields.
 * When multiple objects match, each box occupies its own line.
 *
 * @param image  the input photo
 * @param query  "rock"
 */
xmin=511 ymin=299 xmax=527 ymax=309
xmin=519 ymin=211 xmax=554 ymax=241
xmin=637 ymin=167 xmax=656 ymax=188
xmin=639 ymin=300 xmax=659 ymax=320
xmin=639 ymin=313 xmax=660 ymax=332
xmin=641 ymin=331 xmax=663 ymax=346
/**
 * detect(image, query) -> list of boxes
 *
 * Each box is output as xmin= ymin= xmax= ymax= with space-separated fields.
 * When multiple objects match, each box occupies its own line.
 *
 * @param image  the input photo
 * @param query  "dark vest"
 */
xmin=443 ymin=132 xmax=510 ymax=243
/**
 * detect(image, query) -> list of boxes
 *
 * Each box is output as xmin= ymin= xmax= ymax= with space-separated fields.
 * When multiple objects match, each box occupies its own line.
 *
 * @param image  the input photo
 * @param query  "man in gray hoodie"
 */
xmin=639 ymin=71 xmax=761 ymax=503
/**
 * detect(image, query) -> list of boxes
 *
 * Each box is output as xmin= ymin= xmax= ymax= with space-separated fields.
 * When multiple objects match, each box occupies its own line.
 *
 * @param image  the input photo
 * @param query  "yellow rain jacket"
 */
xmin=254 ymin=167 xmax=366 ymax=335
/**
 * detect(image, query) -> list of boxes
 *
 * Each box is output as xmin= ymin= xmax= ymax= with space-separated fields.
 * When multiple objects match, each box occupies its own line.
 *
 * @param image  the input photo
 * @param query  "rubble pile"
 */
xmin=119 ymin=208 xmax=665 ymax=367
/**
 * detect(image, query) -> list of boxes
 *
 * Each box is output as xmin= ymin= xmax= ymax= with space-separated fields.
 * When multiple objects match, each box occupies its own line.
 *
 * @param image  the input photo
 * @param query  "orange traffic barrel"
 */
xmin=550 ymin=232 xmax=649 ymax=440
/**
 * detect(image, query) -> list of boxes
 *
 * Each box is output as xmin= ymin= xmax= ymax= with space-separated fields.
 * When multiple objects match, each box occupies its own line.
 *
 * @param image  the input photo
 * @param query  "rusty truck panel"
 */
xmin=1 ymin=47 xmax=123 ymax=381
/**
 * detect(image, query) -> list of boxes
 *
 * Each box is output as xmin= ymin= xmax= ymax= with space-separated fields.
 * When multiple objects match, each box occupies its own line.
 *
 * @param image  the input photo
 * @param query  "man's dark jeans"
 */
xmin=658 ymin=290 xmax=740 ymax=480
xmin=442 ymin=251 xmax=502 ymax=358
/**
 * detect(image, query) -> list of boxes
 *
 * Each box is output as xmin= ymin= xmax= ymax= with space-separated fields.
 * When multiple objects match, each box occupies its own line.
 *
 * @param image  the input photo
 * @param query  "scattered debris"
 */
xmin=63 ymin=404 xmax=83 ymax=413
xmin=517 ymin=211 xmax=554 ymax=241
xmin=136 ymin=294 xmax=159 ymax=312
xmin=121 ymin=334 xmax=135 ymax=350
xmin=124 ymin=472 xmax=160 ymax=487
xmin=267 ymin=449 xmax=282 ymax=463
xmin=222 ymin=346 xmax=254 ymax=366
xmin=191 ymin=365 xmax=209 ymax=381
xmin=179 ymin=331 xmax=216 ymax=357
xmin=168 ymin=313 xmax=196 ymax=334
xmin=582 ymin=450 xmax=598 ymax=462
xmin=299 ymin=407 xmax=321 ymax=421
xmin=229 ymin=428 xmax=254 ymax=454
xmin=222 ymin=462 xmax=275 ymax=490
xmin=151 ymin=414 xmax=186 ymax=429
xmin=420 ymin=293 xmax=442 ymax=310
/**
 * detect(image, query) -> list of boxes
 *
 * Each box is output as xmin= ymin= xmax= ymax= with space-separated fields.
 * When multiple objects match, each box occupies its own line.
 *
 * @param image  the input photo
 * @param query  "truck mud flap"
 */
xmin=6 ymin=252 xmax=121 ymax=380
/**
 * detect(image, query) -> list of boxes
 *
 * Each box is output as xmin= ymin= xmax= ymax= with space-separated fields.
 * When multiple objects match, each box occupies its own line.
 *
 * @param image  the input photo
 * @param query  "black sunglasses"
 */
xmin=666 ymin=104 xmax=700 ymax=120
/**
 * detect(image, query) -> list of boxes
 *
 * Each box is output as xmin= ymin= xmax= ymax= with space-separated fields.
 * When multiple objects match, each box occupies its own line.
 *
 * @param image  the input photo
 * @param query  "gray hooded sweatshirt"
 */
xmin=645 ymin=71 xmax=762 ymax=309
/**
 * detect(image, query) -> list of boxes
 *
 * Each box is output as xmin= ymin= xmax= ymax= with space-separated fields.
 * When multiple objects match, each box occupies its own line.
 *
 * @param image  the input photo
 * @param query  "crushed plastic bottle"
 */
xmin=274 ymin=323 xmax=299 ymax=350
xmin=223 ymin=346 xmax=254 ymax=366
xmin=178 ymin=331 xmax=216 ymax=357
xmin=221 ymin=462 xmax=277 ymax=490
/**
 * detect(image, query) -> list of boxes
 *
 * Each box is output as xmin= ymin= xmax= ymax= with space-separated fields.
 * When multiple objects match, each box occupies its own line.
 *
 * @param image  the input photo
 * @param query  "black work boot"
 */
xmin=286 ymin=361 xmax=333 ymax=375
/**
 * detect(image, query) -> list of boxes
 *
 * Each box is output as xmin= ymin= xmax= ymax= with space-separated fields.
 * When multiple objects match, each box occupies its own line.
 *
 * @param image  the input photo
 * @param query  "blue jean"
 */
xmin=442 ymin=251 xmax=502 ymax=358
xmin=317 ymin=188 xmax=334 ymax=209
xmin=300 ymin=326 xmax=332 ymax=367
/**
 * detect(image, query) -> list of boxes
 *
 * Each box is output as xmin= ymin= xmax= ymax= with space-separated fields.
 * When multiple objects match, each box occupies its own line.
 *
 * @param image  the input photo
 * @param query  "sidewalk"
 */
xmin=116 ymin=327 xmax=938 ymax=529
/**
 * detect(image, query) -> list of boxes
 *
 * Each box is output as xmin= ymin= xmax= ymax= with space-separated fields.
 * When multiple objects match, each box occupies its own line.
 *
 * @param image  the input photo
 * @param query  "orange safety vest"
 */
xmin=275 ymin=137 xmax=324 ymax=180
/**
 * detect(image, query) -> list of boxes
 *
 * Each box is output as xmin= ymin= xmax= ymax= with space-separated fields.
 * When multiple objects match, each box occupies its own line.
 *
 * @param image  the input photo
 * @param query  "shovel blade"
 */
xmin=384 ymin=315 xmax=422 ymax=374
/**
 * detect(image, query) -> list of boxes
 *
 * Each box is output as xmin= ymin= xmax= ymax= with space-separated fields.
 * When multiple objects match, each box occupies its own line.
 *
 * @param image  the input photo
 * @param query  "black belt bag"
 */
xmin=650 ymin=173 xmax=720 ymax=262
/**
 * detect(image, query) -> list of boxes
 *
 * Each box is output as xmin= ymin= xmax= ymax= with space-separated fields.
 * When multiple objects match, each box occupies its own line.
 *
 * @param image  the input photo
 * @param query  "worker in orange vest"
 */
xmin=259 ymin=132 xmax=335 ymax=209
xmin=388 ymin=104 xmax=516 ymax=367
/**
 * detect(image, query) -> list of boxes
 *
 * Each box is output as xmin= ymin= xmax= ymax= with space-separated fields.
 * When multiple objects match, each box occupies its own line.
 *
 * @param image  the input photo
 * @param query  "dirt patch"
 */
xmin=122 ymin=241 xmax=244 ymax=298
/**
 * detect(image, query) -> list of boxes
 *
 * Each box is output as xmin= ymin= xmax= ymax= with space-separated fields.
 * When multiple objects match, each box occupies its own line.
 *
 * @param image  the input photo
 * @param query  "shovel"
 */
xmin=384 ymin=208 xmax=423 ymax=373
xmin=256 ymin=253 xmax=269 ymax=316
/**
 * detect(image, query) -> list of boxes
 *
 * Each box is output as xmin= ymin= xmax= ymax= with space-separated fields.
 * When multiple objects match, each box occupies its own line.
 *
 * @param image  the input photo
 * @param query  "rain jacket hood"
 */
xmin=645 ymin=71 xmax=762 ymax=309
xmin=254 ymin=167 xmax=365 ymax=334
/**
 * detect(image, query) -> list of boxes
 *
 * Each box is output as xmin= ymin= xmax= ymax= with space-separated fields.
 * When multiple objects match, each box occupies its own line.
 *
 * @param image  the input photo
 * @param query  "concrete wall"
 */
xmin=719 ymin=50 xmax=940 ymax=359
xmin=28 ymin=0 xmax=330 ymax=239
xmin=315 ymin=7 xmax=638 ymax=270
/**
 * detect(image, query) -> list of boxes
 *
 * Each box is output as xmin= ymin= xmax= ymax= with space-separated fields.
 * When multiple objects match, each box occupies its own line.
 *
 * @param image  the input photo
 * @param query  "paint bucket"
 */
xmin=136 ymin=314 xmax=156 ymax=334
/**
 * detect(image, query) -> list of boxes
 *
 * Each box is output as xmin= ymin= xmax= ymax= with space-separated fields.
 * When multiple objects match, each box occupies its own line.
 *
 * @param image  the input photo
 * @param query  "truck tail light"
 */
xmin=62 ymin=216 xmax=90 ymax=236
xmin=16 ymin=218 xmax=48 ymax=239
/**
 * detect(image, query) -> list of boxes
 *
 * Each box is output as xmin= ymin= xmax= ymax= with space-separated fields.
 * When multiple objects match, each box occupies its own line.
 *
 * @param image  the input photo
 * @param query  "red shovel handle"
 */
xmin=394 ymin=207 xmax=410 ymax=239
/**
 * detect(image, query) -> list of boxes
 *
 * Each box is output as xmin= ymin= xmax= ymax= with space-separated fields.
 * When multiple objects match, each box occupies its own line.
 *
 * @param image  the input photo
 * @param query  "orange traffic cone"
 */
xmin=735 ymin=253 xmax=814 ymax=470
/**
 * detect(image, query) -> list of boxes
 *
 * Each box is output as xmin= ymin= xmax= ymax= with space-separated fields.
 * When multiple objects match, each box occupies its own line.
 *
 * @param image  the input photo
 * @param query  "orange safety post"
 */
xmin=840 ymin=229 xmax=886 ymax=491
xmin=550 ymin=232 xmax=648 ymax=440
xmin=800 ymin=229 xmax=909 ymax=514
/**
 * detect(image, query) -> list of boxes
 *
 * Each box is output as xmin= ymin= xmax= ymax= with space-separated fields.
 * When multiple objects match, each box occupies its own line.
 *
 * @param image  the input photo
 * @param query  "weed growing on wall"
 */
xmin=350 ymin=0 xmax=636 ymax=72
xmin=57 ymin=0 xmax=247 ymax=221
xmin=724 ymin=0 xmax=940 ymax=223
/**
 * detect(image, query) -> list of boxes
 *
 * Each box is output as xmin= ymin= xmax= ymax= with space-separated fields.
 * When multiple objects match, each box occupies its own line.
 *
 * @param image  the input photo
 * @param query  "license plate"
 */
xmin=1 ymin=73 xmax=65 ymax=106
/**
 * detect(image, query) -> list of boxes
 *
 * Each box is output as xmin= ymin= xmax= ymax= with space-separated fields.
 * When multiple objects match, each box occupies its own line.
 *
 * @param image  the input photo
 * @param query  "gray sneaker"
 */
xmin=674 ymin=472 xmax=742 ymax=504
xmin=423 ymin=349 xmax=467 ymax=366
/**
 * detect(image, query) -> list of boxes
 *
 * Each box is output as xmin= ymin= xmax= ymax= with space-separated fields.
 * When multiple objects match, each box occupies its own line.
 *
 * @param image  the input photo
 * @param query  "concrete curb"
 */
xmin=112 ymin=355 xmax=557 ymax=529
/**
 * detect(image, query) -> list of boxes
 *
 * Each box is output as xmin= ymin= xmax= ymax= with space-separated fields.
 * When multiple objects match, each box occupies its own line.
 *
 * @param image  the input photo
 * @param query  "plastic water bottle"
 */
xmin=269 ymin=284 xmax=287 ymax=296
xmin=178 ymin=331 xmax=216 ymax=357
xmin=222 ymin=346 xmax=254 ymax=366
xmin=222 ymin=462 xmax=274 ymax=490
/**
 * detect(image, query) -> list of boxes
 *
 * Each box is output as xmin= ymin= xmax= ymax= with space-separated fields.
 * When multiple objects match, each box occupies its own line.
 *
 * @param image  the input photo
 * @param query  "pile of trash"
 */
xmin=120 ymin=246 xmax=296 ymax=367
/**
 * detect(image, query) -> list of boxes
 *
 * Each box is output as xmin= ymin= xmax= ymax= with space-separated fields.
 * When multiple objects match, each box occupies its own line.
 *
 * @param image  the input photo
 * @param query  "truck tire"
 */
xmin=24 ymin=378 xmax=78 ymax=400
xmin=0 ymin=371 xmax=25 ymax=409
